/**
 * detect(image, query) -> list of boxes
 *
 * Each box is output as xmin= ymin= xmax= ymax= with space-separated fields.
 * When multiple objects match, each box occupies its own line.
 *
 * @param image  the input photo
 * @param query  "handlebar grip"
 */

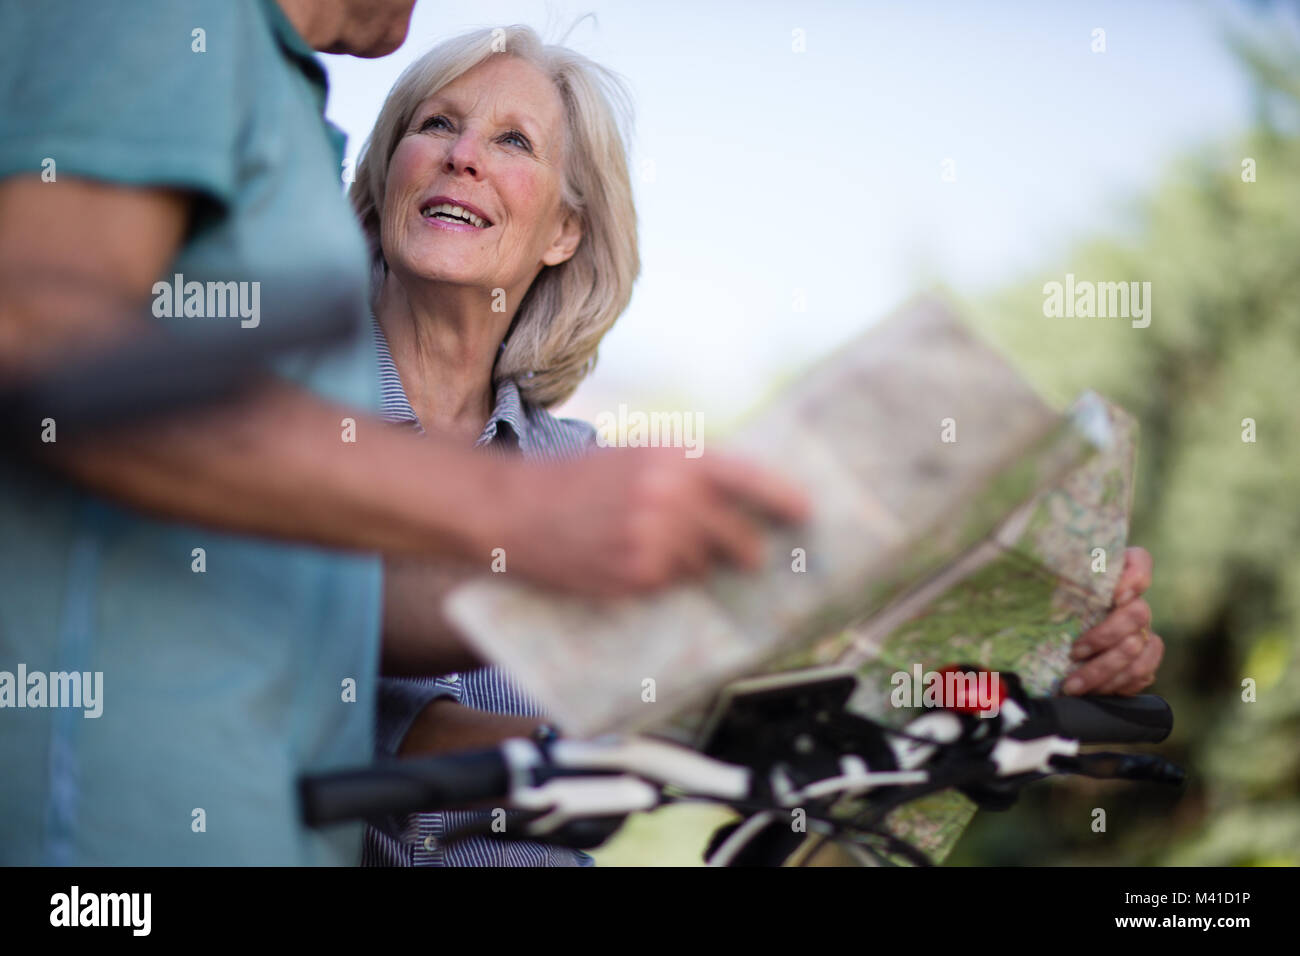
xmin=299 ymin=749 xmax=509 ymax=827
xmin=1041 ymin=694 xmax=1173 ymax=744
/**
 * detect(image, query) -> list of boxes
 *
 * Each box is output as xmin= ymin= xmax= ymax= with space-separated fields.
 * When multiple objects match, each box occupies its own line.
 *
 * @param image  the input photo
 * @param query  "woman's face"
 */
xmin=380 ymin=56 xmax=582 ymax=298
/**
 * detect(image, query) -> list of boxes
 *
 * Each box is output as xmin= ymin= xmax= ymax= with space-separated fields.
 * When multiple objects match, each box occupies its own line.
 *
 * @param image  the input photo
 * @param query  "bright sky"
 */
xmin=322 ymin=0 xmax=1266 ymax=425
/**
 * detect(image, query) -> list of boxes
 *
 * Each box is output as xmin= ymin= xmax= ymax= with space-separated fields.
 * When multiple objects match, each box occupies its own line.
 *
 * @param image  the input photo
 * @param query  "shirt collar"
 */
xmin=372 ymin=316 xmax=532 ymax=452
xmin=259 ymin=0 xmax=327 ymax=81
xmin=481 ymin=377 xmax=531 ymax=452
xmin=257 ymin=0 xmax=348 ymax=167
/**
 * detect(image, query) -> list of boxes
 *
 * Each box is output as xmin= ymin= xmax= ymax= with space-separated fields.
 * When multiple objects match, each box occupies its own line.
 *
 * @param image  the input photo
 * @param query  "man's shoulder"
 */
xmin=0 ymin=0 xmax=272 ymax=206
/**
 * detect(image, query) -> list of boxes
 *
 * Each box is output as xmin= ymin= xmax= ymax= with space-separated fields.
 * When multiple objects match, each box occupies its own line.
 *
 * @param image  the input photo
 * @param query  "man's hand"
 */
xmin=380 ymin=450 xmax=811 ymax=674
xmin=486 ymin=448 xmax=811 ymax=597
xmin=1064 ymin=546 xmax=1164 ymax=696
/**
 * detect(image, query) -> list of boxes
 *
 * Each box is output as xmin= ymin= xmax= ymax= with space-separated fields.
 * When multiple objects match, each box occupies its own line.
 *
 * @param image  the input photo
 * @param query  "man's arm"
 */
xmin=0 ymin=178 xmax=521 ymax=562
xmin=1 ymin=175 xmax=810 ymax=593
xmin=398 ymin=698 xmax=540 ymax=757
xmin=380 ymin=557 xmax=484 ymax=676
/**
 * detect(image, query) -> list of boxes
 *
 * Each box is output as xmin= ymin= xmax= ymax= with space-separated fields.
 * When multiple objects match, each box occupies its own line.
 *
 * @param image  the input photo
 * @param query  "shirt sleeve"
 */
xmin=374 ymin=677 xmax=462 ymax=758
xmin=0 ymin=0 xmax=250 ymax=206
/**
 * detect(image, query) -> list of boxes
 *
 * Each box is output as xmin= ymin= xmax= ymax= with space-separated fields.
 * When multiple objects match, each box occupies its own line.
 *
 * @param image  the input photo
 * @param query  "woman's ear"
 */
xmin=541 ymin=209 xmax=583 ymax=267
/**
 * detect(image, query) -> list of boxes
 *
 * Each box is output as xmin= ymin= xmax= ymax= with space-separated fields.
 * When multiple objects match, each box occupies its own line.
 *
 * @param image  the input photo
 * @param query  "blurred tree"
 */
xmin=951 ymin=22 xmax=1300 ymax=866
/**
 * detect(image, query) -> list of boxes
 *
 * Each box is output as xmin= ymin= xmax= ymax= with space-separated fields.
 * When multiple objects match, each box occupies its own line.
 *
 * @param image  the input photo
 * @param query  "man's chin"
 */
xmin=334 ymin=36 xmax=404 ymax=58
xmin=333 ymin=15 xmax=411 ymax=58
xmin=357 ymin=20 xmax=412 ymax=58
xmin=358 ymin=36 xmax=407 ymax=58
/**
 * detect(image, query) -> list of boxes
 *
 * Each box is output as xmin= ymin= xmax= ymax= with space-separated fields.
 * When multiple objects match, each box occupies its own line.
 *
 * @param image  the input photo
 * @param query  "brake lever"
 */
xmin=1051 ymin=752 xmax=1186 ymax=785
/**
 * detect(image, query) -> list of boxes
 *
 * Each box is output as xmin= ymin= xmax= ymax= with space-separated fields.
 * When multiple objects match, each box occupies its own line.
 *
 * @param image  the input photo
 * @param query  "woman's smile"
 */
xmin=418 ymin=195 xmax=493 ymax=231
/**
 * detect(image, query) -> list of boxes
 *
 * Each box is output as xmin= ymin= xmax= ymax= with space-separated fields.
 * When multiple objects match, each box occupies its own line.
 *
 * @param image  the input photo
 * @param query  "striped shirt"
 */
xmin=362 ymin=317 xmax=597 ymax=867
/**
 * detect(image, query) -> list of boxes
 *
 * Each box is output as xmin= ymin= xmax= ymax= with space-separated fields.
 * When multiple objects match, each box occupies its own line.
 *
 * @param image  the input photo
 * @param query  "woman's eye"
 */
xmin=419 ymin=115 xmax=451 ymax=132
xmin=502 ymin=130 xmax=532 ymax=151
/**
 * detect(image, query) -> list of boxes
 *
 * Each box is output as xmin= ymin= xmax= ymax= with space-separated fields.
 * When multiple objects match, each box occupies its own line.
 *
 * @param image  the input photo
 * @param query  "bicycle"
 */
xmin=299 ymin=664 xmax=1184 ymax=866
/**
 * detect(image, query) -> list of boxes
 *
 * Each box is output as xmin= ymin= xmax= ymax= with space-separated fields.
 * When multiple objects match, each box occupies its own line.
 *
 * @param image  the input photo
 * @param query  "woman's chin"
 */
xmin=393 ymin=261 xmax=485 ymax=289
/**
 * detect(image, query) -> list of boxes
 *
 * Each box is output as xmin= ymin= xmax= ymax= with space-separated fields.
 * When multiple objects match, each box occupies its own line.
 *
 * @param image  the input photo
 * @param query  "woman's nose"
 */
xmin=443 ymin=134 xmax=483 ymax=178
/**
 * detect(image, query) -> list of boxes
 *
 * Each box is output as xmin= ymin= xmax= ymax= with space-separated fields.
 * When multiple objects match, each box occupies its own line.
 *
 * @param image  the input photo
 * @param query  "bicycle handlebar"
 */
xmin=299 ymin=692 xmax=1176 ymax=831
xmin=300 ymin=749 xmax=509 ymax=828
xmin=1038 ymin=694 xmax=1173 ymax=745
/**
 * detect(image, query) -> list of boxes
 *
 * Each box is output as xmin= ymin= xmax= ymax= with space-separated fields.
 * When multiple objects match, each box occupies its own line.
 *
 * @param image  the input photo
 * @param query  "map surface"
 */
xmin=446 ymin=296 xmax=1137 ymax=863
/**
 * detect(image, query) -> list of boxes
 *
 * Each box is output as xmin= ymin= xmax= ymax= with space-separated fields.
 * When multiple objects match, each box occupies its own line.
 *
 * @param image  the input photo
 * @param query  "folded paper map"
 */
xmin=445 ymin=294 xmax=1137 ymax=863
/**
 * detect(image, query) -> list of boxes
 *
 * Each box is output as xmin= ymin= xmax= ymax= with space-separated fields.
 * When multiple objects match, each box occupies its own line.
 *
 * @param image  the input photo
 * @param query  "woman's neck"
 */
xmin=374 ymin=274 xmax=516 ymax=442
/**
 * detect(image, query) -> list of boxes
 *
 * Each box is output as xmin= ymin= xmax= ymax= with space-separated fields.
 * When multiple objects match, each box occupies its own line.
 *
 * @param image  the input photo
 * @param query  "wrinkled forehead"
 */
xmin=411 ymin=56 xmax=568 ymax=155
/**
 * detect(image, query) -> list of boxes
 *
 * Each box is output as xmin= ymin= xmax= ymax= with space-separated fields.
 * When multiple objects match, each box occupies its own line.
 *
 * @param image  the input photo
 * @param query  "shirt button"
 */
xmin=423 ymin=835 xmax=437 ymax=852
xmin=445 ymin=673 xmax=459 ymax=683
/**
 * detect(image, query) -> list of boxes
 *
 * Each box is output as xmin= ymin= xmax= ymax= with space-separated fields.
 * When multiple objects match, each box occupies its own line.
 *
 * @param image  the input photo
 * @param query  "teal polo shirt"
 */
xmin=0 ymin=0 xmax=382 ymax=864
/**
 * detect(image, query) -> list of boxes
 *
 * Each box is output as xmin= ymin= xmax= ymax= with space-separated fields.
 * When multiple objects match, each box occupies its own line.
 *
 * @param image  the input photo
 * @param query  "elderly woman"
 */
xmin=349 ymin=25 xmax=643 ymax=866
xmin=347 ymin=24 xmax=1167 ymax=867
xmin=0 ymin=0 xmax=824 ymax=867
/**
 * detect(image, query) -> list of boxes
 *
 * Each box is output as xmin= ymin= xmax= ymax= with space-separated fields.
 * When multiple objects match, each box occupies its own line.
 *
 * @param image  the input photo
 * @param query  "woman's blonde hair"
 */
xmin=350 ymin=24 xmax=639 ymax=408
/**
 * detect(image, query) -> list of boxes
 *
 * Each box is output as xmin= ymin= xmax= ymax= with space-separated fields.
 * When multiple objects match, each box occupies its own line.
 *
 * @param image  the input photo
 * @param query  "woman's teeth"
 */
xmin=420 ymin=203 xmax=489 ymax=228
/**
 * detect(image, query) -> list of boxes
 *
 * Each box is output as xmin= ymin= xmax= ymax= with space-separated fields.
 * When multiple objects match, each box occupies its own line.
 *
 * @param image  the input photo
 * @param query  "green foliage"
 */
xmin=952 ymin=30 xmax=1300 ymax=866
xmin=596 ymin=24 xmax=1300 ymax=869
